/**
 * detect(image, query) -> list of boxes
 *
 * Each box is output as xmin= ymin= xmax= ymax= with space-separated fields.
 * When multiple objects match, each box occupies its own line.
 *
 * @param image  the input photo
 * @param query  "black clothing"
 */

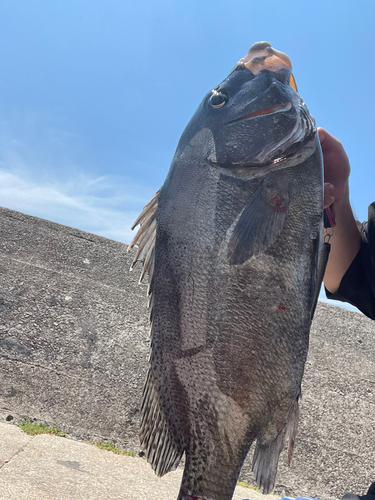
xmin=326 ymin=202 xmax=375 ymax=319
xmin=327 ymin=206 xmax=375 ymax=500
xmin=342 ymin=482 xmax=375 ymax=500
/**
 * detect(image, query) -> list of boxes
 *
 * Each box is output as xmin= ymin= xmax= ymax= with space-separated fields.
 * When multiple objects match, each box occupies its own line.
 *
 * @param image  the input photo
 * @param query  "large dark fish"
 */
xmin=129 ymin=41 xmax=323 ymax=500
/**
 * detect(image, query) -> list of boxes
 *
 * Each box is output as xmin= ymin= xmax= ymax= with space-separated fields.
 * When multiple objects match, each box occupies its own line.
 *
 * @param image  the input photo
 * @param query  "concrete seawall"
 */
xmin=1 ymin=206 xmax=374 ymax=499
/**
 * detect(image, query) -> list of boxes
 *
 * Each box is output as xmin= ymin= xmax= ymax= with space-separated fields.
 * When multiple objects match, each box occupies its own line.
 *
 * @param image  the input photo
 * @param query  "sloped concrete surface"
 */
xmin=0 ymin=206 xmax=148 ymax=451
xmin=1 ymin=207 xmax=375 ymax=499
xmin=0 ymin=422 xmax=268 ymax=500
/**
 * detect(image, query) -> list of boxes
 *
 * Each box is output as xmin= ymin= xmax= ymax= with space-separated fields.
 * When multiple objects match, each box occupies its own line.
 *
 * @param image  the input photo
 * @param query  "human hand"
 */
xmin=318 ymin=128 xmax=351 ymax=209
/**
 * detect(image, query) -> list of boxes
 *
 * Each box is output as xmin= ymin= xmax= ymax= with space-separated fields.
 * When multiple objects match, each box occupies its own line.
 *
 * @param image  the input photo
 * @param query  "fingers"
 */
xmin=318 ymin=128 xmax=349 ymax=172
xmin=324 ymin=182 xmax=335 ymax=209
xmin=317 ymin=127 xmax=343 ymax=154
xmin=317 ymin=127 xmax=326 ymax=145
xmin=317 ymin=127 xmax=350 ymax=204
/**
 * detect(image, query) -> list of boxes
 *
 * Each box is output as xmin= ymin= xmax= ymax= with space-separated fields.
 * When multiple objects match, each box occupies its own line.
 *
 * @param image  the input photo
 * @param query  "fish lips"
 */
xmin=227 ymin=100 xmax=293 ymax=124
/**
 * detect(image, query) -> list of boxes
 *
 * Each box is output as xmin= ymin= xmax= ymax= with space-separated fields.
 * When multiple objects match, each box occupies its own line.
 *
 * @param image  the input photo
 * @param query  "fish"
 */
xmin=128 ymin=41 xmax=323 ymax=500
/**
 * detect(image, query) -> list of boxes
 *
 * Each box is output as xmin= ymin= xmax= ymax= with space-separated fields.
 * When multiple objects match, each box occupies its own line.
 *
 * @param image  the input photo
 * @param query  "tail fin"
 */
xmin=252 ymin=399 xmax=299 ymax=494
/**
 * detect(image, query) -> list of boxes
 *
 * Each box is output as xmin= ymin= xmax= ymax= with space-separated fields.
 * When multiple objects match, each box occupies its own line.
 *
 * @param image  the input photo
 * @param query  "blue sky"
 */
xmin=1 ymin=0 xmax=374 ymax=310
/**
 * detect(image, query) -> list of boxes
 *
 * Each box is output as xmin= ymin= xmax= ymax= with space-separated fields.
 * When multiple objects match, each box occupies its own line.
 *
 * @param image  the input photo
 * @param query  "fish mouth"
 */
xmin=228 ymin=101 xmax=292 ymax=124
xmin=224 ymin=98 xmax=313 ymax=165
xmin=210 ymin=134 xmax=318 ymax=179
xmin=254 ymin=101 xmax=313 ymax=162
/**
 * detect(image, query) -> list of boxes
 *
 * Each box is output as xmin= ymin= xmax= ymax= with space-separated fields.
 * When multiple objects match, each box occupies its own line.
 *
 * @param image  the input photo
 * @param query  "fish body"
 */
xmin=129 ymin=42 xmax=323 ymax=500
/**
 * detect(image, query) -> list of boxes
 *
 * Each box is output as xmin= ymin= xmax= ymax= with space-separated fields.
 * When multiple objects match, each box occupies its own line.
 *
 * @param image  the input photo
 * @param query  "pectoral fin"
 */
xmin=227 ymin=176 xmax=289 ymax=265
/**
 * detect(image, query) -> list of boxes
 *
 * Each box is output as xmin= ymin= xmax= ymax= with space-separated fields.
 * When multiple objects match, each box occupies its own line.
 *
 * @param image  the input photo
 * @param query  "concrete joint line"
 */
xmin=0 ymin=354 xmax=77 ymax=380
xmin=68 ymin=232 xmax=97 ymax=244
xmin=0 ymin=253 xmax=128 ymax=294
xmin=0 ymin=434 xmax=35 ymax=470
xmin=0 ymin=354 xmax=120 ymax=392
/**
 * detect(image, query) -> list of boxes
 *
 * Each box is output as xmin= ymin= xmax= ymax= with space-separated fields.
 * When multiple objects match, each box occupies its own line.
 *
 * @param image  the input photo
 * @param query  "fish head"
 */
xmin=178 ymin=42 xmax=316 ymax=171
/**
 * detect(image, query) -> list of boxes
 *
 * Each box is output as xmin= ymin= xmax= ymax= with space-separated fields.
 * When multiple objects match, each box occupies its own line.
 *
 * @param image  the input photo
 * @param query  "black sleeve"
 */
xmin=325 ymin=202 xmax=375 ymax=320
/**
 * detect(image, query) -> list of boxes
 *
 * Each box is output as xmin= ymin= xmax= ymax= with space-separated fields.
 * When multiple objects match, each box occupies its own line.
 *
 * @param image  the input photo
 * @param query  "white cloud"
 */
xmin=0 ymin=114 xmax=158 ymax=243
xmin=0 ymin=169 xmax=154 ymax=243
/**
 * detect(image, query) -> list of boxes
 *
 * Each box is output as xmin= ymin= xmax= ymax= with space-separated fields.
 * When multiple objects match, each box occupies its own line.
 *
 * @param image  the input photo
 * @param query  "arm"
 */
xmin=318 ymin=128 xmax=361 ymax=293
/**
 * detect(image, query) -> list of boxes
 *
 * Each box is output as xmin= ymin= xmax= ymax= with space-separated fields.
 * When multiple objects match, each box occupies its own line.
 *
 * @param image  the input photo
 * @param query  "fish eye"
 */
xmin=209 ymin=91 xmax=228 ymax=108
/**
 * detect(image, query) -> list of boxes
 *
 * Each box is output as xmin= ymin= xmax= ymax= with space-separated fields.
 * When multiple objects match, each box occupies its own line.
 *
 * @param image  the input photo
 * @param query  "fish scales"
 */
xmin=129 ymin=41 xmax=323 ymax=500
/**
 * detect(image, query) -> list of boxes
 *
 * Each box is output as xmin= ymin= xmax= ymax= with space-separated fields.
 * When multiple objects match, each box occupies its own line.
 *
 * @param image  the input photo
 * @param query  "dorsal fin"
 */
xmin=129 ymin=190 xmax=184 ymax=476
xmin=128 ymin=190 xmax=159 ymax=285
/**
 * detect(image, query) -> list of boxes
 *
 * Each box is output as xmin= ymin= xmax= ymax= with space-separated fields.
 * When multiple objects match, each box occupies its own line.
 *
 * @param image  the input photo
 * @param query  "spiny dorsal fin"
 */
xmin=128 ymin=190 xmax=159 ymax=285
xmin=131 ymin=190 xmax=160 ymax=231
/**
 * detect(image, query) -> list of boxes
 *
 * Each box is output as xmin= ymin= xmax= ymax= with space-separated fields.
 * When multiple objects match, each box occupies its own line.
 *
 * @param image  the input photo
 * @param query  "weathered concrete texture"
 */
xmin=0 ymin=206 xmax=149 ymax=450
xmin=0 ymin=422 xmax=265 ymax=500
xmin=1 ymin=206 xmax=375 ymax=499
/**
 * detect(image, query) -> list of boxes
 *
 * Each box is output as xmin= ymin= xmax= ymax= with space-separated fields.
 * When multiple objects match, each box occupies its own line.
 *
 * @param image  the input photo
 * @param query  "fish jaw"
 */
xmin=214 ymin=74 xmax=314 ymax=168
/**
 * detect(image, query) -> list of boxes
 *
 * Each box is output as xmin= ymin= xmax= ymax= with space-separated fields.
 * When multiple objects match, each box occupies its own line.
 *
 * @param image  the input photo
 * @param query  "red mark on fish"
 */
xmin=269 ymin=195 xmax=287 ymax=213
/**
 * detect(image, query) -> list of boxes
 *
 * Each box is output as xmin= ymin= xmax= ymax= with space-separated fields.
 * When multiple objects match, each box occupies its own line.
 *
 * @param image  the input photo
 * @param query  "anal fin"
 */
xmin=252 ymin=399 xmax=299 ymax=494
